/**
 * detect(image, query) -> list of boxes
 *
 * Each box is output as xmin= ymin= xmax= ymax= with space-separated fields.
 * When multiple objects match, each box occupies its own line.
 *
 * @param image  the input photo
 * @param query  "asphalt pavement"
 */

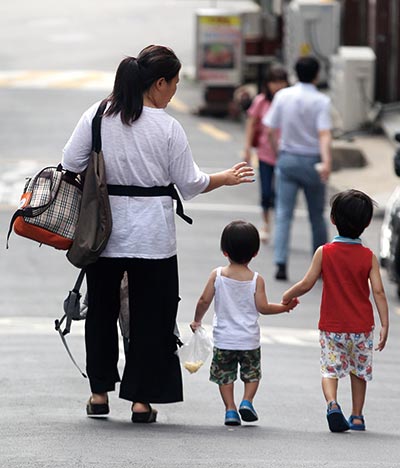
xmin=1 ymin=209 xmax=399 ymax=468
xmin=1 ymin=74 xmax=400 ymax=468
xmin=1 ymin=0 xmax=400 ymax=465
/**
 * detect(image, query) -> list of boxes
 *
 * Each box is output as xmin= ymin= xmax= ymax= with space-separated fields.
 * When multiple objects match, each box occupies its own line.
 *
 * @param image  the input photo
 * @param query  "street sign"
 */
xmin=195 ymin=9 xmax=243 ymax=86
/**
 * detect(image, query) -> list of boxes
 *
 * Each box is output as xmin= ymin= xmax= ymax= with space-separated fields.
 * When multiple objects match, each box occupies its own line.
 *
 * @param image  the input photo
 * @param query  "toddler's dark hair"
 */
xmin=330 ymin=189 xmax=375 ymax=239
xmin=220 ymin=220 xmax=260 ymax=264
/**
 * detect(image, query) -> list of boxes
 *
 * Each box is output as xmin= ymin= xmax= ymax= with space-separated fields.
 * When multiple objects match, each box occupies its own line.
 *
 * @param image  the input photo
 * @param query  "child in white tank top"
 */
xmin=191 ymin=220 xmax=298 ymax=426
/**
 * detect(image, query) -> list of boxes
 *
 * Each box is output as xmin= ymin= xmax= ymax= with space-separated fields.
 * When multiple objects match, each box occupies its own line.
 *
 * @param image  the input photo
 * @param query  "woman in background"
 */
xmin=243 ymin=65 xmax=288 ymax=243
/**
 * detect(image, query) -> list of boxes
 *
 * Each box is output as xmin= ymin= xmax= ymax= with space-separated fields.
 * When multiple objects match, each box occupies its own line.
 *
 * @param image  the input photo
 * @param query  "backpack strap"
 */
xmin=55 ymin=328 xmax=87 ymax=378
xmin=92 ymin=99 xmax=108 ymax=153
xmin=55 ymin=268 xmax=87 ymax=378
xmin=107 ymin=183 xmax=193 ymax=224
xmin=55 ymin=268 xmax=86 ymax=335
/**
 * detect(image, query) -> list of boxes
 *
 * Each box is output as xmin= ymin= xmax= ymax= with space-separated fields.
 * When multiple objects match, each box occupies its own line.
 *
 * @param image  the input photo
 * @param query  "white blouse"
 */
xmin=62 ymin=102 xmax=210 ymax=259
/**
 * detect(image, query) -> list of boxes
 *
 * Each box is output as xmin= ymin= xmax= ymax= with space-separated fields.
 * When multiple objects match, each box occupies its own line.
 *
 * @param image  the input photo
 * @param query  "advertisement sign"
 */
xmin=196 ymin=11 xmax=243 ymax=86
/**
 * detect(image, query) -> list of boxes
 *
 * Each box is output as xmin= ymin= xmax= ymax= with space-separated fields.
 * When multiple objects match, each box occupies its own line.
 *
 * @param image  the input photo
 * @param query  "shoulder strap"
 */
xmin=252 ymin=272 xmax=258 ymax=292
xmin=92 ymin=99 xmax=108 ymax=153
xmin=216 ymin=267 xmax=222 ymax=277
xmin=54 ymin=268 xmax=87 ymax=378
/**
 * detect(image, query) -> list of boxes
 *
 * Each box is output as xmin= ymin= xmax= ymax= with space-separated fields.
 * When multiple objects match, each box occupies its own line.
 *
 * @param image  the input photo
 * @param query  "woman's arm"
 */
xmin=62 ymin=104 xmax=98 ymax=173
xmin=202 ymin=162 xmax=255 ymax=193
xmin=266 ymin=127 xmax=279 ymax=159
xmin=243 ymin=116 xmax=257 ymax=163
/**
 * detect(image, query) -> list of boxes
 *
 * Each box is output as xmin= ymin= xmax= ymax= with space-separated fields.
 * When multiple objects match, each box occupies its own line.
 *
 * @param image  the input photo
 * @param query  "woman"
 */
xmin=62 ymin=45 xmax=254 ymax=423
xmin=243 ymin=65 xmax=288 ymax=243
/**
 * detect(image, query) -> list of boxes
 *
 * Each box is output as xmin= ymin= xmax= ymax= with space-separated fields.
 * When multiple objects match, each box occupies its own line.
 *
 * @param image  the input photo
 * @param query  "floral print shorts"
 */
xmin=320 ymin=331 xmax=374 ymax=381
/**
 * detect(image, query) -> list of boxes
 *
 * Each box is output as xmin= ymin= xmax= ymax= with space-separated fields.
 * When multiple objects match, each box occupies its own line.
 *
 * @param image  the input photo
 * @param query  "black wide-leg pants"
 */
xmin=85 ymin=256 xmax=183 ymax=403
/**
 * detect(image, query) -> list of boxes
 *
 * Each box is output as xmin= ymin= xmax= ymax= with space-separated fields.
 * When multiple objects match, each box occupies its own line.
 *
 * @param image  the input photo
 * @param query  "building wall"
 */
xmin=341 ymin=0 xmax=399 ymax=103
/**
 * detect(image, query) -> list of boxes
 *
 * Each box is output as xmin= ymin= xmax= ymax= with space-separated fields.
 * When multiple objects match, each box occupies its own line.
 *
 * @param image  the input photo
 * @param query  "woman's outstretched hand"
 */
xmin=225 ymin=162 xmax=255 ymax=185
xmin=203 ymin=161 xmax=255 ymax=193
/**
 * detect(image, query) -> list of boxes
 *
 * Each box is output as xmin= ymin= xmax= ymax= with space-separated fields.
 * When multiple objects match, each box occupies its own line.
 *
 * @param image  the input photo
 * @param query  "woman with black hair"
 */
xmin=243 ymin=64 xmax=288 ymax=243
xmin=62 ymin=45 xmax=254 ymax=423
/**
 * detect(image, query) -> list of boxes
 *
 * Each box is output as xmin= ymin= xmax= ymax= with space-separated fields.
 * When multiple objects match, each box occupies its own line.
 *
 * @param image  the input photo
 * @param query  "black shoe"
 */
xmin=275 ymin=263 xmax=287 ymax=280
xmin=131 ymin=404 xmax=158 ymax=423
xmin=86 ymin=397 xmax=109 ymax=417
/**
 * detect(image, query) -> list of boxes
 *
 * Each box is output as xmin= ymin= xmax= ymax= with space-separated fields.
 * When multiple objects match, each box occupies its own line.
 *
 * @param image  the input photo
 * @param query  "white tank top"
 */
xmin=213 ymin=267 xmax=260 ymax=350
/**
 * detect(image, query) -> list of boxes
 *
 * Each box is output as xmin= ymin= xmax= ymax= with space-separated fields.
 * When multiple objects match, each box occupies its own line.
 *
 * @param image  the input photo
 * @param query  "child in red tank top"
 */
xmin=282 ymin=189 xmax=389 ymax=433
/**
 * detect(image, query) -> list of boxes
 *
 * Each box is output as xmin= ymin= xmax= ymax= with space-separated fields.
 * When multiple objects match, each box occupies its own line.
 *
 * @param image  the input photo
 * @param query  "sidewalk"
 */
xmin=330 ymin=134 xmax=399 ymax=217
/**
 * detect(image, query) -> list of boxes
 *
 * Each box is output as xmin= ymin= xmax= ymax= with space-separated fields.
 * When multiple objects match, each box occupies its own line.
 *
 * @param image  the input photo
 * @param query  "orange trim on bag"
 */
xmin=13 ymin=217 xmax=73 ymax=250
xmin=18 ymin=192 xmax=32 ymax=209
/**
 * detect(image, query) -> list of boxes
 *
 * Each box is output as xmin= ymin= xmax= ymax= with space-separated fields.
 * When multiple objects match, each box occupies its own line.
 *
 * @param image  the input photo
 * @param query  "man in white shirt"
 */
xmin=263 ymin=56 xmax=332 ymax=280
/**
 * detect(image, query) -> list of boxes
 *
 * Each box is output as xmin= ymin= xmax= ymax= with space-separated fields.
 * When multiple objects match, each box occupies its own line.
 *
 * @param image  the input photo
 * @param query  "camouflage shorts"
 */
xmin=210 ymin=347 xmax=261 ymax=385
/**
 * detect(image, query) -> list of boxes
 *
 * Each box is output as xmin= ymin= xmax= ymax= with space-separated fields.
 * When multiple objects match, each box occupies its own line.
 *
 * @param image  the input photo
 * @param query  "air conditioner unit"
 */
xmin=283 ymin=0 xmax=341 ymax=84
xmin=330 ymin=46 xmax=376 ymax=132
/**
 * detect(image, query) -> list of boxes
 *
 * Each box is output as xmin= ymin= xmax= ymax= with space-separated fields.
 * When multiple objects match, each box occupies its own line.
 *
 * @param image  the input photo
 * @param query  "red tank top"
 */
xmin=319 ymin=242 xmax=374 ymax=333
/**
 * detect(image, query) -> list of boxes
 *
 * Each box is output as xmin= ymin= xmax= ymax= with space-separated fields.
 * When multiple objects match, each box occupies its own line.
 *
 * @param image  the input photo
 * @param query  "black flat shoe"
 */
xmin=275 ymin=263 xmax=287 ymax=281
xmin=86 ymin=397 xmax=109 ymax=418
xmin=131 ymin=404 xmax=157 ymax=423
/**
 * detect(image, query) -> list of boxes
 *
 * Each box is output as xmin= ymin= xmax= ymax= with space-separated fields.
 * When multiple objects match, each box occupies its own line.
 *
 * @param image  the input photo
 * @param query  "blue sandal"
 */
xmin=225 ymin=410 xmax=241 ymax=426
xmin=348 ymin=414 xmax=366 ymax=431
xmin=239 ymin=400 xmax=258 ymax=422
xmin=326 ymin=401 xmax=350 ymax=433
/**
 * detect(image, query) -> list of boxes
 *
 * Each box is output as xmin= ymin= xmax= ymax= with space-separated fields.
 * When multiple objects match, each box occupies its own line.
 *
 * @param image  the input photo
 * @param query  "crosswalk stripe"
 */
xmin=0 ymin=317 xmax=320 ymax=348
xmin=197 ymin=122 xmax=232 ymax=142
xmin=170 ymin=97 xmax=190 ymax=113
xmin=0 ymin=70 xmax=236 ymax=145
xmin=0 ymin=70 xmax=114 ymax=90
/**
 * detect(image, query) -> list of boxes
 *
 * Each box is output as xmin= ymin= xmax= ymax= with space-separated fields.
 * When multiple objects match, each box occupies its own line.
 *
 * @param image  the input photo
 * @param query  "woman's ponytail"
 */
xmin=106 ymin=46 xmax=181 ymax=125
xmin=106 ymin=57 xmax=144 ymax=124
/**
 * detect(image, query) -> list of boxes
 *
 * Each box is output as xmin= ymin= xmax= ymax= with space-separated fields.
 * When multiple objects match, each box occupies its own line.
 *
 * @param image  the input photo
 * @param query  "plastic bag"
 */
xmin=178 ymin=327 xmax=213 ymax=374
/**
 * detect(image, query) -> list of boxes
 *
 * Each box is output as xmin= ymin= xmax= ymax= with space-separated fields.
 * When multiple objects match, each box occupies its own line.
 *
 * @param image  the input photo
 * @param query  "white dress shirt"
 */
xmin=263 ymin=82 xmax=331 ymax=155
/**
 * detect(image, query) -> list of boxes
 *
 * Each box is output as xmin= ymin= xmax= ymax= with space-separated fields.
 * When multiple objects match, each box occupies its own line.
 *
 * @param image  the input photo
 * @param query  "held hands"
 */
xmin=283 ymin=297 xmax=299 ymax=312
xmin=281 ymin=292 xmax=294 ymax=307
xmin=225 ymin=162 xmax=255 ymax=186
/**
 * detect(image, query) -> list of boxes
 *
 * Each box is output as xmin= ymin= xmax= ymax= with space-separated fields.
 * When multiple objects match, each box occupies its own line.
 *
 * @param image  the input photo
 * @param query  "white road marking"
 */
xmin=186 ymin=202 xmax=260 ymax=213
xmin=0 ymin=160 xmax=46 ymax=208
xmin=0 ymin=70 xmax=234 ymax=145
xmin=0 ymin=70 xmax=114 ymax=90
xmin=0 ymin=317 xmax=319 ymax=348
xmin=0 ymin=161 xmax=309 ymax=217
xmin=170 ymin=97 xmax=190 ymax=113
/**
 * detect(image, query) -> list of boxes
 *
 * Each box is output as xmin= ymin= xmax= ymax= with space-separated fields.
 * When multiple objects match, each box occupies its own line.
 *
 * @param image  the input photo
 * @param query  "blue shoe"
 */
xmin=239 ymin=400 xmax=258 ymax=422
xmin=348 ymin=414 xmax=366 ymax=431
xmin=225 ymin=410 xmax=241 ymax=426
xmin=326 ymin=401 xmax=350 ymax=433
